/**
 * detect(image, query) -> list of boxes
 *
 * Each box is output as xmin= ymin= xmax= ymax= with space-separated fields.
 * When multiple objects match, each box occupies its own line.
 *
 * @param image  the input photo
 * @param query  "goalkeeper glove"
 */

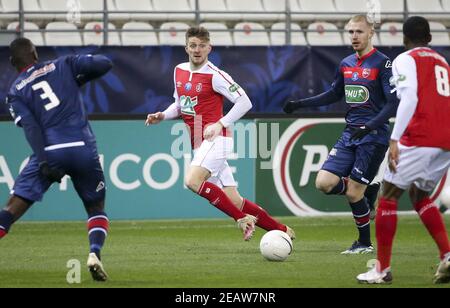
xmin=283 ymin=99 xmax=305 ymax=114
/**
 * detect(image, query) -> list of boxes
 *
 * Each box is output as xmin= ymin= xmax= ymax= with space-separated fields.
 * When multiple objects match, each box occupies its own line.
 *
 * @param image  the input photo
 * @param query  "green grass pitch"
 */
xmin=0 ymin=216 xmax=449 ymax=288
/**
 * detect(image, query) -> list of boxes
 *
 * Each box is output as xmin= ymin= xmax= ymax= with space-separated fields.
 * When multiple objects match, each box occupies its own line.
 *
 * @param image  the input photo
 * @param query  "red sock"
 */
xmin=0 ymin=228 xmax=6 ymax=239
xmin=414 ymin=198 xmax=450 ymax=260
xmin=242 ymin=199 xmax=286 ymax=232
xmin=376 ymin=198 xmax=398 ymax=272
xmin=198 ymin=182 xmax=246 ymax=221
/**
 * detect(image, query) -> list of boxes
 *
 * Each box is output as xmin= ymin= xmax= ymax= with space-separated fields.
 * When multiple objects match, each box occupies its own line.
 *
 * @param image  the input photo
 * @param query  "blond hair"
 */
xmin=347 ymin=14 xmax=375 ymax=30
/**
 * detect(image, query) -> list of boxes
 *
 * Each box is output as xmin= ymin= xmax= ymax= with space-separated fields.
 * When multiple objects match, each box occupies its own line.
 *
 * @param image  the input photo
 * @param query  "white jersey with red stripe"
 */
xmin=173 ymin=61 xmax=244 ymax=148
xmin=392 ymin=47 xmax=450 ymax=149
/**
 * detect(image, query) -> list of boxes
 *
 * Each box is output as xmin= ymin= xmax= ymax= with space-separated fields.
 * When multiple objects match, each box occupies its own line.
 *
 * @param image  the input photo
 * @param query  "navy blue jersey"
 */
xmin=336 ymin=49 xmax=396 ymax=126
xmin=300 ymin=49 xmax=398 ymax=145
xmin=6 ymin=55 xmax=112 ymax=163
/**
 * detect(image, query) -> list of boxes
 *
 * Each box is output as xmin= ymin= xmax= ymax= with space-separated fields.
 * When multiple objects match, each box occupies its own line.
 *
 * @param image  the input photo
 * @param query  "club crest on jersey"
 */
xmin=362 ymin=68 xmax=371 ymax=79
xmin=352 ymin=72 xmax=359 ymax=81
xmin=196 ymin=83 xmax=202 ymax=92
xmin=185 ymin=82 xmax=192 ymax=91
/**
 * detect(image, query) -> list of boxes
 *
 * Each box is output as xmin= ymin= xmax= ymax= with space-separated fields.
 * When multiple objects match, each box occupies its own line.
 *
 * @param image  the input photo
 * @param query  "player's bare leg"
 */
xmin=0 ymin=196 xmax=33 ymax=239
xmin=315 ymin=170 xmax=341 ymax=194
xmin=316 ymin=170 xmax=379 ymax=219
xmin=408 ymin=185 xmax=450 ymax=283
xmin=185 ymin=166 xmax=255 ymax=240
xmin=84 ymin=200 xmax=109 ymax=282
xmin=185 ymin=166 xmax=211 ymax=193
xmin=224 ymin=187 xmax=296 ymax=240
xmin=316 ymin=171 xmax=373 ymax=254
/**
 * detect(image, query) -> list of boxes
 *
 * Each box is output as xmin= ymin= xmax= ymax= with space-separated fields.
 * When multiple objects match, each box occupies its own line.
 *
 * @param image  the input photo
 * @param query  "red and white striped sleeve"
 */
xmin=211 ymin=67 xmax=245 ymax=104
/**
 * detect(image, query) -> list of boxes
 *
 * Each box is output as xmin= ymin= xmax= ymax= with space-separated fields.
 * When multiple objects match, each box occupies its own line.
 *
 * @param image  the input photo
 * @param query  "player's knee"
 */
xmin=345 ymin=183 xmax=365 ymax=203
xmin=84 ymin=200 xmax=105 ymax=216
xmin=315 ymin=178 xmax=334 ymax=194
xmin=184 ymin=175 xmax=202 ymax=193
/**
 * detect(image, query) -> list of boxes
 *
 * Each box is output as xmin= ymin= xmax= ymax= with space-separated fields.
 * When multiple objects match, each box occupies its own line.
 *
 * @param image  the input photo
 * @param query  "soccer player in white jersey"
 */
xmin=146 ymin=27 xmax=295 ymax=241
xmin=357 ymin=16 xmax=450 ymax=284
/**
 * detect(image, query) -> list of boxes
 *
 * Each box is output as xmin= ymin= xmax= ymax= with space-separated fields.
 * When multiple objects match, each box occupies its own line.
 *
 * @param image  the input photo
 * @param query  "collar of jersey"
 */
xmin=188 ymin=61 xmax=210 ymax=73
xmin=20 ymin=63 xmax=35 ymax=73
xmin=356 ymin=48 xmax=377 ymax=66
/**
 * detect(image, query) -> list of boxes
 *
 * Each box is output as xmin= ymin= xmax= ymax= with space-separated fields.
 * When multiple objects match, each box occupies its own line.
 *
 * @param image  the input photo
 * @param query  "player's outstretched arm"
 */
xmin=145 ymin=112 xmax=164 ymax=126
xmin=72 ymin=55 xmax=113 ymax=86
xmin=204 ymin=94 xmax=252 ymax=141
xmin=283 ymin=89 xmax=343 ymax=114
xmin=283 ymin=69 xmax=345 ymax=114
xmin=145 ymin=101 xmax=181 ymax=126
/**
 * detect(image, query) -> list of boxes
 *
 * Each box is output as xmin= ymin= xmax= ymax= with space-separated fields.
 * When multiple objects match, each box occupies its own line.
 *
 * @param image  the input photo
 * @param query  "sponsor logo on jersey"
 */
xmin=385 ymin=60 xmax=392 ymax=69
xmin=176 ymin=81 xmax=182 ymax=88
xmin=352 ymin=72 xmax=359 ymax=81
xmin=389 ymin=74 xmax=406 ymax=87
xmin=180 ymin=95 xmax=198 ymax=116
xmin=228 ymin=83 xmax=241 ymax=93
xmin=345 ymin=85 xmax=370 ymax=104
xmin=185 ymin=82 xmax=192 ymax=91
xmin=16 ymin=63 xmax=56 ymax=91
xmin=196 ymin=83 xmax=202 ymax=93
xmin=362 ymin=68 xmax=371 ymax=79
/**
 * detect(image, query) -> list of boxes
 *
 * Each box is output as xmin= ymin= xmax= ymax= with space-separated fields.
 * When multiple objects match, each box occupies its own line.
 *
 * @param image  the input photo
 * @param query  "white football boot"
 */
xmin=87 ymin=253 xmax=108 ymax=282
xmin=285 ymin=226 xmax=296 ymax=240
xmin=434 ymin=254 xmax=450 ymax=284
xmin=357 ymin=267 xmax=393 ymax=284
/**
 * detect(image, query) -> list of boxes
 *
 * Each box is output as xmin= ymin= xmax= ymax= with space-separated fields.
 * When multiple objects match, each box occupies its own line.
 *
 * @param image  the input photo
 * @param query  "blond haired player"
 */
xmin=146 ymin=27 xmax=295 ymax=241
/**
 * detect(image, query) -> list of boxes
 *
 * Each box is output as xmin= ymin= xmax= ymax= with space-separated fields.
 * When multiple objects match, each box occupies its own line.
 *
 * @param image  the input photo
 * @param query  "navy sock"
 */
xmin=350 ymin=198 xmax=371 ymax=246
xmin=0 ymin=210 xmax=14 ymax=238
xmin=87 ymin=212 xmax=109 ymax=259
xmin=326 ymin=177 xmax=348 ymax=195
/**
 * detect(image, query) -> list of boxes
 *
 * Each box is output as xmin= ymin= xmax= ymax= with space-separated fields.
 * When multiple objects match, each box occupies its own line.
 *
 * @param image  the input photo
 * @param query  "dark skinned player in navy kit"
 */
xmin=0 ymin=38 xmax=112 ymax=281
xmin=284 ymin=15 xmax=399 ymax=254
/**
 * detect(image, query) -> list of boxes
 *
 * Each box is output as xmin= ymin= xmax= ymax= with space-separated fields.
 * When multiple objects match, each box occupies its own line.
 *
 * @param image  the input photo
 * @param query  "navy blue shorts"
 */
xmin=12 ymin=143 xmax=105 ymax=204
xmin=321 ymin=135 xmax=388 ymax=185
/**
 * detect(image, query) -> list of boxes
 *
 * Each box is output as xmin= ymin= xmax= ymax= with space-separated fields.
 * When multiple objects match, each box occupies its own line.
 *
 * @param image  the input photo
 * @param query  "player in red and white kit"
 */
xmin=357 ymin=16 xmax=450 ymax=284
xmin=146 ymin=27 xmax=295 ymax=241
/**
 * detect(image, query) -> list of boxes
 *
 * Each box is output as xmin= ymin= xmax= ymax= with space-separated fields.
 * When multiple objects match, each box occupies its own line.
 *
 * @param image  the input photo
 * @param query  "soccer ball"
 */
xmin=259 ymin=230 xmax=293 ymax=262
xmin=440 ymin=186 xmax=450 ymax=209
